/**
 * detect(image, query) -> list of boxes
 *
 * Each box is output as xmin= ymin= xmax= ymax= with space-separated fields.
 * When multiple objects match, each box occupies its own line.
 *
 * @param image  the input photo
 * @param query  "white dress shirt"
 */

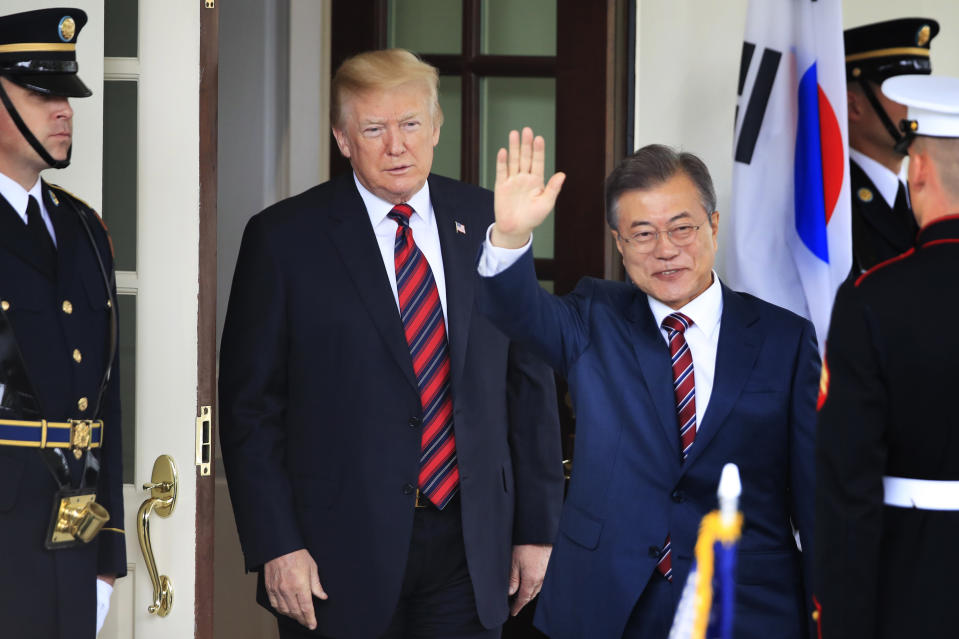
xmin=354 ymin=175 xmax=448 ymax=329
xmin=479 ymin=225 xmax=724 ymax=428
xmin=850 ymin=148 xmax=906 ymax=209
xmin=0 ymin=171 xmax=57 ymax=245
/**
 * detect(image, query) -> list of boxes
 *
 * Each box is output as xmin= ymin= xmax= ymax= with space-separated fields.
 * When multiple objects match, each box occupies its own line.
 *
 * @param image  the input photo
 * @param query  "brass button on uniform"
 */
xmin=78 ymin=397 xmax=89 ymax=412
xmin=62 ymin=300 xmax=73 ymax=314
xmin=73 ymin=349 xmax=82 ymax=363
xmin=106 ymin=299 xmax=112 ymax=309
xmin=0 ymin=300 xmax=8 ymax=312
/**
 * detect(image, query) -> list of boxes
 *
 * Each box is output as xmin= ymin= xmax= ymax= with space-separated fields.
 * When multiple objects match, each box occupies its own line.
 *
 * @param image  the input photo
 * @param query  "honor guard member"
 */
xmin=844 ymin=18 xmax=939 ymax=273
xmin=815 ymin=74 xmax=959 ymax=639
xmin=0 ymin=8 xmax=125 ymax=639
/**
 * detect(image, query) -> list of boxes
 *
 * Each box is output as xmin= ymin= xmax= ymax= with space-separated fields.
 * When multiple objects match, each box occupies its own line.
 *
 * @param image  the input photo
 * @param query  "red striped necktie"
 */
xmin=388 ymin=203 xmax=459 ymax=509
xmin=655 ymin=312 xmax=697 ymax=581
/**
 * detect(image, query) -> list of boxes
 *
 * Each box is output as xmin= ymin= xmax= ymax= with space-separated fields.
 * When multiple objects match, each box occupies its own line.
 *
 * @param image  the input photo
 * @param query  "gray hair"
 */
xmin=604 ymin=144 xmax=717 ymax=228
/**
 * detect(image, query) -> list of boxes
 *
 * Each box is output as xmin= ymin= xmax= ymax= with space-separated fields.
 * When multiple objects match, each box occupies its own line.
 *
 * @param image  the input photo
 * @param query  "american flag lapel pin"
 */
xmin=455 ymin=221 xmax=466 ymax=235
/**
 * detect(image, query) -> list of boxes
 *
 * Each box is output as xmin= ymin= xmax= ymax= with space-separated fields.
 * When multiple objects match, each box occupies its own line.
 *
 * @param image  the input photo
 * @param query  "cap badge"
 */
xmin=917 ymin=25 xmax=931 ymax=47
xmin=58 ymin=16 xmax=76 ymax=42
xmin=857 ymin=187 xmax=874 ymax=203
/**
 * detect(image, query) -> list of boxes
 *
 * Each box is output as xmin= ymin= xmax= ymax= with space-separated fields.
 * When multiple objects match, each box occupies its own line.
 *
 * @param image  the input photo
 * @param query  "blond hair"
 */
xmin=331 ymin=48 xmax=443 ymax=130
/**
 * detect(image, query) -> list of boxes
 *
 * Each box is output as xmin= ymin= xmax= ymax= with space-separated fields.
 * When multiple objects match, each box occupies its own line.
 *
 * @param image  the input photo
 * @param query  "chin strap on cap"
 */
xmin=857 ymin=78 xmax=906 ymax=155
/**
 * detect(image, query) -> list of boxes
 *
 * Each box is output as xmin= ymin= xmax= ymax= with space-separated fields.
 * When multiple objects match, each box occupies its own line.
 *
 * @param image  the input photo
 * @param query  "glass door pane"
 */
xmin=480 ymin=77 xmax=556 ymax=259
xmin=434 ymin=75 xmax=462 ymax=180
xmin=388 ymin=0 xmax=463 ymax=54
xmin=481 ymin=0 xmax=556 ymax=56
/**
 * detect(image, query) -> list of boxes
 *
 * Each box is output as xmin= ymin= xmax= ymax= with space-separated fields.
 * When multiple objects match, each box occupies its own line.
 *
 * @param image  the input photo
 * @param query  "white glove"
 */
xmin=96 ymin=578 xmax=113 ymax=635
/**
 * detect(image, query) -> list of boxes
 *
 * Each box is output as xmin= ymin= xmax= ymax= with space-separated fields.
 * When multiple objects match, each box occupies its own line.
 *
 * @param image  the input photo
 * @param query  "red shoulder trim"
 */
xmin=812 ymin=595 xmax=823 ymax=639
xmin=96 ymin=214 xmax=116 ymax=259
xmin=854 ymin=248 xmax=915 ymax=287
xmin=921 ymin=238 xmax=959 ymax=249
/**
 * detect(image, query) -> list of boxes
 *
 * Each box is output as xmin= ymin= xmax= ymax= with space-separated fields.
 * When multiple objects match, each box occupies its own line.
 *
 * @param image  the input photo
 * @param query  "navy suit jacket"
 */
xmin=477 ymin=250 xmax=819 ymax=639
xmin=219 ymin=172 xmax=563 ymax=638
xmin=0 ymin=182 xmax=125 ymax=639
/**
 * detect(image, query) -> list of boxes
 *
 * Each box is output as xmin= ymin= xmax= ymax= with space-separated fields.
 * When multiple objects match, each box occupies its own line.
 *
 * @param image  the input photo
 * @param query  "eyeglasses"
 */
xmin=617 ymin=215 xmax=713 ymax=254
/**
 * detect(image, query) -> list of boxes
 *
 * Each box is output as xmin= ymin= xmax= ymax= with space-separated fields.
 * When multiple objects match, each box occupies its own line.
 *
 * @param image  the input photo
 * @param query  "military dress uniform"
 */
xmin=848 ymin=153 xmax=917 ymax=271
xmin=0 ymin=9 xmax=125 ymax=639
xmin=815 ymin=76 xmax=959 ymax=639
xmin=844 ymin=17 xmax=939 ymax=272
xmin=0 ymin=182 xmax=126 ymax=639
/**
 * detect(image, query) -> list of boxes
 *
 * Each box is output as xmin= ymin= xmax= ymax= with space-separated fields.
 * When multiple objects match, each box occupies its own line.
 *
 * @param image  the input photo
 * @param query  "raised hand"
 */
xmin=491 ymin=127 xmax=566 ymax=249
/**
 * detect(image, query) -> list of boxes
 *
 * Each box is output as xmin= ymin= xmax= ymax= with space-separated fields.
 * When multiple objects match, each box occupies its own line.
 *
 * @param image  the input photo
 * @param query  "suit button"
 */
xmin=648 ymin=546 xmax=661 ymax=558
xmin=73 ymin=349 xmax=82 ymax=363
xmin=78 ymin=397 xmax=89 ymax=412
xmin=1 ymin=300 xmax=10 ymax=312
xmin=62 ymin=300 xmax=73 ymax=314
xmin=409 ymin=417 xmax=421 ymax=429
xmin=671 ymin=490 xmax=685 ymax=503
xmin=402 ymin=483 xmax=415 ymax=495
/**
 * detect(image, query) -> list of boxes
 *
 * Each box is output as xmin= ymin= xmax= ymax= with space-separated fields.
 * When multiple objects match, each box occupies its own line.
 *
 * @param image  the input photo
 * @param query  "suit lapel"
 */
xmin=326 ymin=175 xmax=418 ymax=391
xmin=626 ymin=292 xmax=684 ymax=454
xmin=44 ymin=183 xmax=78 ymax=293
xmin=429 ymin=176 xmax=474 ymax=385
xmin=681 ymin=285 xmax=761 ymax=471
xmin=0 ymin=191 xmax=55 ymax=279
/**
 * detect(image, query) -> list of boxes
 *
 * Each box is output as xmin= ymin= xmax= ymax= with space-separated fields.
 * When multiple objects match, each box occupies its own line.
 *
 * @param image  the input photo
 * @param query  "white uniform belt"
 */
xmin=883 ymin=476 xmax=959 ymax=510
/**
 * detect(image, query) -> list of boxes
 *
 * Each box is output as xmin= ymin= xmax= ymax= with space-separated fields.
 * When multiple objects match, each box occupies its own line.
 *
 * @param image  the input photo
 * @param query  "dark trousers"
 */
xmin=622 ymin=571 xmax=674 ymax=639
xmin=279 ymin=496 xmax=500 ymax=639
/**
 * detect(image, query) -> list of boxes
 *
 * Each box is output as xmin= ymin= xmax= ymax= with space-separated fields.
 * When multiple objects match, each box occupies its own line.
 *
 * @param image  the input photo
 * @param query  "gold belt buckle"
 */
xmin=415 ymin=489 xmax=431 ymax=509
xmin=68 ymin=419 xmax=94 ymax=460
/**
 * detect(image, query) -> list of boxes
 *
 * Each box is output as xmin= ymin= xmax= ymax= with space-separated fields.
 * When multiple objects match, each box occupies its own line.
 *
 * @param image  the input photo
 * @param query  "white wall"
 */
xmin=633 ymin=0 xmax=959 ymax=275
xmin=216 ymin=0 xmax=330 ymax=347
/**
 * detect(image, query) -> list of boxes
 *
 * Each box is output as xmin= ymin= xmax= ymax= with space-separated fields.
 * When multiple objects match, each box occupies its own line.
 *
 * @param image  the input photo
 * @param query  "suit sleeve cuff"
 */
xmin=477 ymin=223 xmax=533 ymax=277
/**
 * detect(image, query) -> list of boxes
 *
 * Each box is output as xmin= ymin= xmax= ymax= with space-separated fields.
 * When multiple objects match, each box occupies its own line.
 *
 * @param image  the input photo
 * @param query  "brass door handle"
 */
xmin=137 ymin=454 xmax=178 ymax=617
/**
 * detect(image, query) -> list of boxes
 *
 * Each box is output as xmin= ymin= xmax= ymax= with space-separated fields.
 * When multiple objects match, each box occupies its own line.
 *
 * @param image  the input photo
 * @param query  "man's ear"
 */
xmin=910 ymin=147 xmax=929 ymax=190
xmin=332 ymin=127 xmax=352 ymax=159
xmin=611 ymin=229 xmax=625 ymax=259
xmin=847 ymin=87 xmax=865 ymax=122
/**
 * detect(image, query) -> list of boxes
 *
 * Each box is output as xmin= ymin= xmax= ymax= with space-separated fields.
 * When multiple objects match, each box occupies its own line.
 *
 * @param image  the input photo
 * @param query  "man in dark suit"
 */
xmin=815 ymin=75 xmax=959 ymax=639
xmin=477 ymin=130 xmax=820 ymax=638
xmin=219 ymin=49 xmax=563 ymax=639
xmin=844 ymin=18 xmax=939 ymax=273
xmin=0 ymin=8 xmax=125 ymax=639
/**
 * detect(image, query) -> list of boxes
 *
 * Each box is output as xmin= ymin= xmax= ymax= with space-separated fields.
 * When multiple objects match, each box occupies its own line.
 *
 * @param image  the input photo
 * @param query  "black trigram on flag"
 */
xmin=735 ymin=41 xmax=781 ymax=165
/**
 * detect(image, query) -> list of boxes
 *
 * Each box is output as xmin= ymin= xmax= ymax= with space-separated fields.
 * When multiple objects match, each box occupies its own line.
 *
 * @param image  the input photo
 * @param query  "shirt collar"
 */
xmin=0 ymin=171 xmax=43 ymax=222
xmin=647 ymin=271 xmax=723 ymax=338
xmin=353 ymin=173 xmax=432 ymax=228
xmin=850 ymin=148 xmax=904 ymax=208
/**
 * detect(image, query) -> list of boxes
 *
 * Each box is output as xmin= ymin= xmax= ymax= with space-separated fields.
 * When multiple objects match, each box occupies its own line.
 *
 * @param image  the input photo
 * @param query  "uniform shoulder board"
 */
xmin=854 ymin=247 xmax=915 ymax=287
xmin=47 ymin=183 xmax=115 ymax=258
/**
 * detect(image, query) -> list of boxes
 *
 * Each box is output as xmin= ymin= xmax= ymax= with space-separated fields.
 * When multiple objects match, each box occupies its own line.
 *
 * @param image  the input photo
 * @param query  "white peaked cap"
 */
xmin=882 ymin=75 xmax=959 ymax=138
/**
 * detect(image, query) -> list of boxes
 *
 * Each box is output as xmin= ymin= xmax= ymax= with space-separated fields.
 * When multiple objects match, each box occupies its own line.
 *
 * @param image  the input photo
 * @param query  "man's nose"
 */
xmin=385 ymin=128 xmax=405 ymax=155
xmin=652 ymin=230 xmax=679 ymax=257
xmin=53 ymin=97 xmax=73 ymax=120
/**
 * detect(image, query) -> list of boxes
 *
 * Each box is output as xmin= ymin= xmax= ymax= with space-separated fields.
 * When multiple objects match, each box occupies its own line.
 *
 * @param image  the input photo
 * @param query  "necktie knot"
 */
xmin=388 ymin=203 xmax=414 ymax=228
xmin=661 ymin=312 xmax=692 ymax=335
